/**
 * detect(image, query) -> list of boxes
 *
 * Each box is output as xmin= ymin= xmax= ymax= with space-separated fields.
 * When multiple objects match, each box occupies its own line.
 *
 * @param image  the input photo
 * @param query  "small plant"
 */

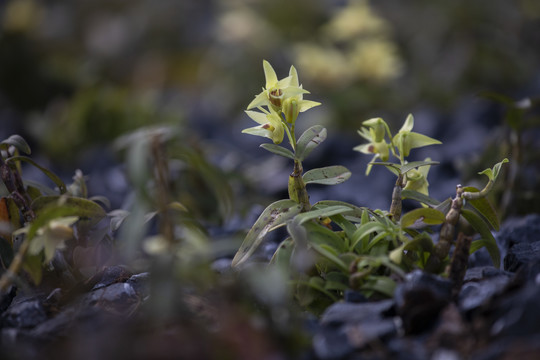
xmin=0 ymin=135 xmax=106 ymax=292
xmin=232 ymin=61 xmax=509 ymax=313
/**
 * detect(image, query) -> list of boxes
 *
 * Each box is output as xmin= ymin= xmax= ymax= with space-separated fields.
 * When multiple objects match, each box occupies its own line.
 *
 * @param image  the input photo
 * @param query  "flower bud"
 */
xmin=283 ymin=98 xmax=299 ymax=124
xmin=269 ymin=88 xmax=283 ymax=108
xmin=396 ymin=131 xmax=412 ymax=157
xmin=363 ymin=118 xmax=386 ymax=142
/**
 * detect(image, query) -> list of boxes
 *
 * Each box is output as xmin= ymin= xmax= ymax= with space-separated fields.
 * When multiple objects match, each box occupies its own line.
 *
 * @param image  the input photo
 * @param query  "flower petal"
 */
xmin=353 ymin=143 xmax=373 ymax=154
xmin=263 ymin=60 xmax=278 ymax=88
xmin=247 ymin=91 xmax=270 ymax=110
xmin=289 ymin=65 xmax=299 ymax=87
xmin=407 ymin=132 xmax=442 ymax=150
xmin=399 ymin=113 xmax=415 ymax=132
xmin=298 ymin=100 xmax=321 ymax=112
xmin=282 ymin=86 xmax=309 ymax=99
xmin=245 ymin=110 xmax=269 ymax=125
xmin=242 ymin=125 xmax=273 ymax=139
xmin=275 ymin=75 xmax=293 ymax=89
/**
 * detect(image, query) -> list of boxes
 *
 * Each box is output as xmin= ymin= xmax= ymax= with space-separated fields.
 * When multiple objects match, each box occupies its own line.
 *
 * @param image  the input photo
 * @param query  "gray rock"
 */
xmin=1 ymin=298 xmax=48 ymax=329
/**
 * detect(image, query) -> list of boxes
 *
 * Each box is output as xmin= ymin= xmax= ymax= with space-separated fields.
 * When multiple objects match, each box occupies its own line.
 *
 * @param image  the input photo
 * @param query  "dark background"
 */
xmin=1 ymin=0 xmax=539 ymax=218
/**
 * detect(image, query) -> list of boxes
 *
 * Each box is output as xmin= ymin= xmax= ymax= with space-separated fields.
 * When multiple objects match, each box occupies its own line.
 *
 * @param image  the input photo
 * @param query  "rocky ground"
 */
xmin=1 ymin=213 xmax=540 ymax=359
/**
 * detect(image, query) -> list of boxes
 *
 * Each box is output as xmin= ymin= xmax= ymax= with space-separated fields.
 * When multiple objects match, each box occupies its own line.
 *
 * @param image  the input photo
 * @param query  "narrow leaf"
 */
xmin=295 ymin=125 xmax=327 ymax=161
xmin=350 ymin=222 xmax=386 ymax=251
xmin=31 ymin=196 xmax=106 ymax=227
xmin=260 ymin=143 xmax=295 ymax=160
xmin=400 ymin=160 xmax=440 ymax=175
xmin=303 ymin=165 xmax=351 ymax=185
xmin=22 ymin=253 xmax=43 ymax=284
xmin=1 ymin=135 xmax=31 ymax=155
xmin=314 ymin=200 xmax=367 ymax=219
xmin=269 ymin=237 xmax=294 ymax=268
xmin=401 ymin=208 xmax=445 ymax=229
xmin=461 ymin=209 xmax=500 ymax=268
xmin=310 ymin=243 xmax=348 ymax=272
xmin=462 ymin=186 xmax=499 ymax=230
xmin=303 ymin=221 xmax=348 ymax=253
xmin=232 ymin=200 xmax=302 ymax=267
xmin=8 ymin=156 xmax=67 ymax=193
xmin=293 ymin=205 xmax=351 ymax=225
xmin=401 ymin=189 xmax=441 ymax=206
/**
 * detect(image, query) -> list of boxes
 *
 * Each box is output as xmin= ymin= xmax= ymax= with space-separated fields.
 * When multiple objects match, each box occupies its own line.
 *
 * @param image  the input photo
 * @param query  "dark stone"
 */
xmin=85 ymin=282 xmax=140 ymax=315
xmin=126 ymin=272 xmax=150 ymax=298
xmin=314 ymin=300 xmax=397 ymax=359
xmin=497 ymin=214 xmax=540 ymax=249
xmin=463 ymin=266 xmax=512 ymax=282
xmin=1 ymin=298 xmax=48 ymax=329
xmin=459 ymin=275 xmax=510 ymax=314
xmin=394 ymin=270 xmax=452 ymax=334
xmin=312 ymin=325 xmax=354 ymax=360
xmin=504 ymin=241 xmax=540 ymax=272
xmin=320 ymin=299 xmax=395 ymax=326
xmin=91 ymin=265 xmax=133 ymax=290
xmin=489 ymin=283 xmax=540 ymax=338
xmin=343 ymin=290 xmax=367 ymax=303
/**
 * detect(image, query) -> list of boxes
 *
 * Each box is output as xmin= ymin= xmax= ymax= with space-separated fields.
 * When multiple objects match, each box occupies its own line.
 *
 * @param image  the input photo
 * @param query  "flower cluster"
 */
xmin=243 ymin=60 xmax=320 ymax=144
xmin=354 ymin=114 xmax=441 ymax=195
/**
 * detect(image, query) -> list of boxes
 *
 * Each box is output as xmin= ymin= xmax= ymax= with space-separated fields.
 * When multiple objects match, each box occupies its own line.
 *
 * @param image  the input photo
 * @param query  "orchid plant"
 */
xmin=233 ymin=61 xmax=509 ymax=313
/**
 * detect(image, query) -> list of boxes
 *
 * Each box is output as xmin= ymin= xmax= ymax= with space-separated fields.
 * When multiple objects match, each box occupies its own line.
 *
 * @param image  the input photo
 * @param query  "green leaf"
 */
xmin=363 ymin=275 xmax=396 ymax=297
xmin=401 ymin=208 xmax=445 ymax=229
xmin=469 ymin=239 xmax=486 ymax=254
xmin=303 ymin=166 xmax=351 ymax=185
xmin=329 ymin=214 xmax=356 ymax=241
xmin=269 ymin=237 xmax=294 ymax=268
xmin=310 ymin=243 xmax=348 ymax=272
xmin=462 ymin=186 xmax=499 ymax=230
xmin=22 ymin=253 xmax=43 ymax=284
xmin=350 ymin=222 xmax=386 ymax=252
xmin=31 ymin=196 xmax=106 ymax=227
xmin=8 ymin=156 xmax=66 ymax=193
xmin=303 ymin=221 xmax=348 ymax=253
xmin=325 ymin=272 xmax=349 ymax=291
xmin=0 ymin=135 xmax=31 ymax=155
xmin=295 ymin=125 xmax=327 ymax=161
xmin=260 ymin=143 xmax=295 ymax=160
xmin=400 ymin=160 xmax=440 ymax=175
xmin=313 ymin=200 xmax=368 ymax=219
xmin=401 ymin=189 xmax=441 ymax=206
xmin=293 ymin=205 xmax=351 ymax=225
xmin=461 ymin=209 xmax=500 ymax=268
xmin=478 ymin=158 xmax=509 ymax=181
xmin=232 ymin=199 xmax=302 ymax=267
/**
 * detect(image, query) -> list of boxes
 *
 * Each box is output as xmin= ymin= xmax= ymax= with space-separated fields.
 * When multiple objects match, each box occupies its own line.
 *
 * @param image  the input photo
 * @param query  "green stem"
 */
xmin=389 ymin=173 xmax=404 ymax=221
xmin=282 ymin=120 xmax=296 ymax=152
xmin=288 ymin=159 xmax=310 ymax=212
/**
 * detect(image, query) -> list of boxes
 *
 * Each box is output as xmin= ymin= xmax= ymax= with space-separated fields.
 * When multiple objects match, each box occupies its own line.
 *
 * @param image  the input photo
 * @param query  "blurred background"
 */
xmin=1 ymin=0 xmax=539 ymax=219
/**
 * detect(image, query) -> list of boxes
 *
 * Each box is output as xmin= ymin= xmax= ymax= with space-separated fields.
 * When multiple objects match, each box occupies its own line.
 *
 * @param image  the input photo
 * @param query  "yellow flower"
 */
xmin=247 ymin=60 xmax=309 ymax=112
xmin=242 ymin=107 xmax=285 ymax=144
xmin=393 ymin=114 xmax=441 ymax=158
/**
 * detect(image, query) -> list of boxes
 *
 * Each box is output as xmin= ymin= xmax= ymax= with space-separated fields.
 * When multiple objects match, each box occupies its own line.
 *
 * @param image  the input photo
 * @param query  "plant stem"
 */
xmin=448 ymin=232 xmax=472 ymax=300
xmin=0 ymin=236 xmax=30 ymax=292
xmin=151 ymin=135 xmax=175 ymax=246
xmin=435 ymin=185 xmax=464 ymax=260
xmin=288 ymin=159 xmax=310 ymax=212
xmin=389 ymin=173 xmax=404 ymax=221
